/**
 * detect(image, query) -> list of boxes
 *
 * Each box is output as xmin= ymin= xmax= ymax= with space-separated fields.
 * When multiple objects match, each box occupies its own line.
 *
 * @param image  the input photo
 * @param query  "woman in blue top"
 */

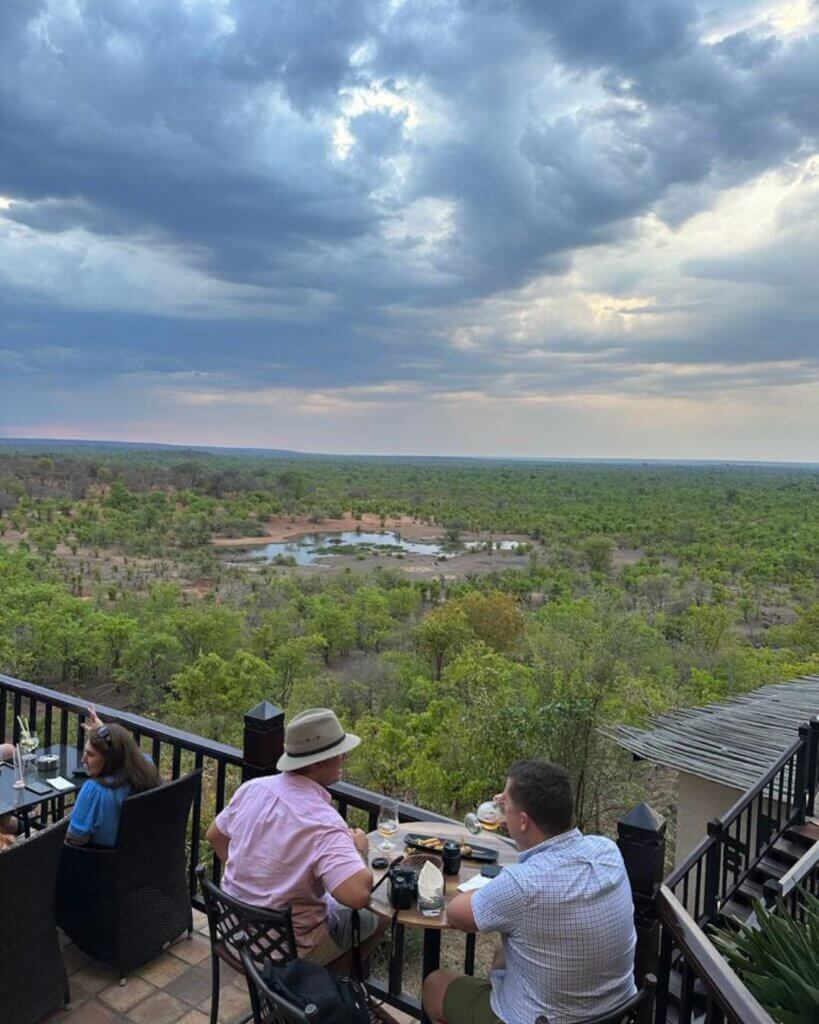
xmin=66 ymin=716 xmax=160 ymax=847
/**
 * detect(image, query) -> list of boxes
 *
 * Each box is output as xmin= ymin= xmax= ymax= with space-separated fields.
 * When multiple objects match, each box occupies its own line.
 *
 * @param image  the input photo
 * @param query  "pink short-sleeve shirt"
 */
xmin=214 ymin=772 xmax=365 ymax=953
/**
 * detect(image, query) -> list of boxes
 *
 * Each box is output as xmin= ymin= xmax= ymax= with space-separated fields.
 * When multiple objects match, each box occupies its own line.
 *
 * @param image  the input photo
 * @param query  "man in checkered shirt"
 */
xmin=423 ymin=761 xmax=637 ymax=1024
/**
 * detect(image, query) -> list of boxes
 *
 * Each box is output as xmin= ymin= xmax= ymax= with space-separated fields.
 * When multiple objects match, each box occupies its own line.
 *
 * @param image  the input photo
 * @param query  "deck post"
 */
xmin=806 ymin=716 xmax=819 ymax=817
xmin=618 ymin=802 xmax=666 ymax=1002
xmin=242 ymin=700 xmax=285 ymax=781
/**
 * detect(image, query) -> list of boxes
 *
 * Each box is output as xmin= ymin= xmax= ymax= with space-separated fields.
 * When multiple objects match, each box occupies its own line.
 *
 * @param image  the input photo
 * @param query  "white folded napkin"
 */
xmin=46 ymin=776 xmax=74 ymax=792
xmin=457 ymin=873 xmax=493 ymax=893
xmin=418 ymin=860 xmax=444 ymax=899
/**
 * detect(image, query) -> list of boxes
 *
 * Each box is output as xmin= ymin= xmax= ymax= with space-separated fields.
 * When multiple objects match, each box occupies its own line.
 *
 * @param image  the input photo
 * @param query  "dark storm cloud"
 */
xmin=1 ymin=0 xmax=818 ymax=422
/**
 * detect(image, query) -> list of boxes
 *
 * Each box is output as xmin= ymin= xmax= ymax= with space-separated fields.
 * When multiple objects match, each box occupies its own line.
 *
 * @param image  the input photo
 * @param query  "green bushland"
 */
xmin=0 ymin=445 xmax=817 ymax=833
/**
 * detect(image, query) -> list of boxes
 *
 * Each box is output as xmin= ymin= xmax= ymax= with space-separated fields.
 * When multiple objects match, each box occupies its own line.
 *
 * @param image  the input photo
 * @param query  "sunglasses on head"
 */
xmin=95 ymin=724 xmax=113 ymax=747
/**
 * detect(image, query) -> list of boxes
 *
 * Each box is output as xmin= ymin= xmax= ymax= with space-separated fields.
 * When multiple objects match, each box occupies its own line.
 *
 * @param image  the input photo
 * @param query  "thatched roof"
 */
xmin=609 ymin=675 xmax=819 ymax=790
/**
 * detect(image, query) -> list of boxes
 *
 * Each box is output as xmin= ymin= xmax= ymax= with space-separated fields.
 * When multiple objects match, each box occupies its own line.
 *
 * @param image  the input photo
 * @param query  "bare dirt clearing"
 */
xmin=211 ymin=511 xmax=440 ymax=546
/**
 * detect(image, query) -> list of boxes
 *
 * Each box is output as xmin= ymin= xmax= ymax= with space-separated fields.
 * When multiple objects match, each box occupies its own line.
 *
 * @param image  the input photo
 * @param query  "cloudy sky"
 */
xmin=1 ymin=0 xmax=818 ymax=460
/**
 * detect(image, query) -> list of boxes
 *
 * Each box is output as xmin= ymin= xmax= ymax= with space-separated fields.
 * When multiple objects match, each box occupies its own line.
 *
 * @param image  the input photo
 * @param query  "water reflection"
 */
xmin=244 ymin=531 xmax=518 ymax=565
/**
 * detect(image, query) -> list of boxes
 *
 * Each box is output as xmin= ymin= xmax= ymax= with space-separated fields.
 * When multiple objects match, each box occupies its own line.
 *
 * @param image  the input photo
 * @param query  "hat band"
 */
xmin=286 ymin=733 xmax=347 ymax=759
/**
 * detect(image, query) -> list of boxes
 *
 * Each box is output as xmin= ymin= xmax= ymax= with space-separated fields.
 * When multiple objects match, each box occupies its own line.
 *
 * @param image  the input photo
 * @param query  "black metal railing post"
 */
xmin=794 ymin=723 xmax=809 ymax=825
xmin=807 ymin=716 xmax=819 ymax=817
xmin=704 ymin=819 xmax=723 ymax=922
xmin=242 ymin=700 xmax=285 ymax=782
xmin=618 ymin=802 xmax=666 ymax=996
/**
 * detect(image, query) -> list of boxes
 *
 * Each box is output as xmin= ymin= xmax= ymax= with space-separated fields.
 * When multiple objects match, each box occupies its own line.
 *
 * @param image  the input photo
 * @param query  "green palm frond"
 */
xmin=710 ymin=887 xmax=819 ymax=1024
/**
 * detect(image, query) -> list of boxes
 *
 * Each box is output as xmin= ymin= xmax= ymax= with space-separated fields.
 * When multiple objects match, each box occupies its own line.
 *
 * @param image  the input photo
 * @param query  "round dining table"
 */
xmin=366 ymin=821 xmax=517 ymax=1024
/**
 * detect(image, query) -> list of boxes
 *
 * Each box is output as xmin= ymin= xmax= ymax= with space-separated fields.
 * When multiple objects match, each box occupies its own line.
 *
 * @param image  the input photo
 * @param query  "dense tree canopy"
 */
xmin=1 ymin=444 xmax=817 ymax=832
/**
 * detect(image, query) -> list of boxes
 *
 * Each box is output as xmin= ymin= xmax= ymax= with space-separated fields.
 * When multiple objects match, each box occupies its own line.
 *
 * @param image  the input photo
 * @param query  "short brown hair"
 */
xmin=507 ymin=760 xmax=574 ymax=835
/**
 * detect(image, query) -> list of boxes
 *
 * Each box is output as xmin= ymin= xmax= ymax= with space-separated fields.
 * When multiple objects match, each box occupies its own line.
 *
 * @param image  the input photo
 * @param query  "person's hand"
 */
xmin=0 ymin=832 xmax=16 ymax=850
xmin=82 ymin=705 xmax=104 ymax=732
xmin=350 ymin=827 xmax=370 ymax=857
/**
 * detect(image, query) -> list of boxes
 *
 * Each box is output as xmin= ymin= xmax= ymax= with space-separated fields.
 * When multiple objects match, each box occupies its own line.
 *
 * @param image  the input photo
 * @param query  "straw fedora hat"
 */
xmin=276 ymin=708 xmax=361 ymax=771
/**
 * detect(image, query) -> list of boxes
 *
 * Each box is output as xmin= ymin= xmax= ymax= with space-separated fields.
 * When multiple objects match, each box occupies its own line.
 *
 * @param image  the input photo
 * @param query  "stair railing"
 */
xmin=665 ymin=717 xmax=819 ymax=926
xmin=653 ymin=885 xmax=774 ymax=1024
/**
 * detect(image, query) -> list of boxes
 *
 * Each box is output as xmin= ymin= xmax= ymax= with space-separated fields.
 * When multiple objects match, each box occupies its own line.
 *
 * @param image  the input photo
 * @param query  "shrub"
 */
xmin=710 ymin=890 xmax=819 ymax=1024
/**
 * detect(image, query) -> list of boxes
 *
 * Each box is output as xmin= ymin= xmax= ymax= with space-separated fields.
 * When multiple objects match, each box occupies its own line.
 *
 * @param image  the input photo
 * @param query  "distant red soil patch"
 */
xmin=211 ymin=512 xmax=438 ymax=547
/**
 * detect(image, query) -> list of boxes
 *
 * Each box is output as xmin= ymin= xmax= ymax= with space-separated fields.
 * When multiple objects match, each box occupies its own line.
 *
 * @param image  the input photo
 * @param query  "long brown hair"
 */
xmin=87 ymin=723 xmax=161 ymax=793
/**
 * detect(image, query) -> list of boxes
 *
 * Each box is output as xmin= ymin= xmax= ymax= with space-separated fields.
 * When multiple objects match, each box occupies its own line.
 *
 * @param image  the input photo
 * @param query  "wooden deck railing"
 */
xmin=654 ymin=886 xmax=773 ymax=1024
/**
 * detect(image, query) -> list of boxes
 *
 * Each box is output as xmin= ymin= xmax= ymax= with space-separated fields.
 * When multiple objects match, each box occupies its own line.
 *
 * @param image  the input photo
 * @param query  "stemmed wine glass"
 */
xmin=377 ymin=797 xmax=399 ymax=852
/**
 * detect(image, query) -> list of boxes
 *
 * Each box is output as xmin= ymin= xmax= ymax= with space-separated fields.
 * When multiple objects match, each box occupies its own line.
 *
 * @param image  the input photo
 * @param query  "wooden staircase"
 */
xmin=718 ymin=815 xmax=819 ymax=925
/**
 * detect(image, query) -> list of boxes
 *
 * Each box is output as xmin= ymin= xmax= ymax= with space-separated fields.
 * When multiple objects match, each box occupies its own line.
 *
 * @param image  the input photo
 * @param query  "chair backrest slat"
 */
xmin=197 ymin=866 xmax=298 ymax=974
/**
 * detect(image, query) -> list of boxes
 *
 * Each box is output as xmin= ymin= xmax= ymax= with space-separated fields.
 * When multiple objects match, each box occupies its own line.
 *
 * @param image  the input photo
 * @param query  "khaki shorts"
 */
xmin=302 ymin=909 xmax=381 ymax=966
xmin=443 ymin=976 xmax=504 ymax=1024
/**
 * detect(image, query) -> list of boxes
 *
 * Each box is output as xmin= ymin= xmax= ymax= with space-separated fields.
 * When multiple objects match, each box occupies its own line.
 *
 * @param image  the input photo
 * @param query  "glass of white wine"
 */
xmin=377 ymin=797 xmax=399 ymax=852
xmin=464 ymin=799 xmax=503 ymax=836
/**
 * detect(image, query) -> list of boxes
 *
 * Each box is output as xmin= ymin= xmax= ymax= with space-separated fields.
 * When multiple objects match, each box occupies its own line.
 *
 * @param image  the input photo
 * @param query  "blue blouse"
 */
xmin=67 ymin=777 xmax=134 ymax=847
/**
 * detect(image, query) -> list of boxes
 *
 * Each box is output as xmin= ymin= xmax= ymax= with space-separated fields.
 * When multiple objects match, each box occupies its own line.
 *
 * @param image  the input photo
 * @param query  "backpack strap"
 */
xmin=350 ymin=907 xmax=363 ymax=983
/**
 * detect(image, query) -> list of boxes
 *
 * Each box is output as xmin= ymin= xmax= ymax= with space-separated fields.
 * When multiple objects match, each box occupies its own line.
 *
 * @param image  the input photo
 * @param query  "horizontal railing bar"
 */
xmin=666 ymin=834 xmax=717 ymax=889
xmin=777 ymin=837 xmax=819 ymax=898
xmin=657 ymin=886 xmax=774 ymax=1024
xmin=714 ymin=736 xmax=805 ymax=825
xmin=0 ymin=673 xmax=244 ymax=764
xmin=328 ymin=780 xmax=458 ymax=825
xmin=366 ymin=978 xmax=421 ymax=1018
xmin=1 ymin=673 xmax=458 ymax=832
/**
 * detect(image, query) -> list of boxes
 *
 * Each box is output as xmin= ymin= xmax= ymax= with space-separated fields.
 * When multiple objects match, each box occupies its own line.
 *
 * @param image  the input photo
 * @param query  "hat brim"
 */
xmin=276 ymin=731 xmax=361 ymax=772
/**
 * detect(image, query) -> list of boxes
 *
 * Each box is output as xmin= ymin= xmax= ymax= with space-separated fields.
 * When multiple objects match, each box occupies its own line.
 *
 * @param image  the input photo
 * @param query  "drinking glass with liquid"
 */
xmin=377 ymin=797 xmax=399 ymax=851
xmin=464 ymin=799 xmax=504 ymax=835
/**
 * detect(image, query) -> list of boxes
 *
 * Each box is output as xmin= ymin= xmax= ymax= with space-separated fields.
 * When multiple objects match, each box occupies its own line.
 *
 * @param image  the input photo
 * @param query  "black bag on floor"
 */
xmin=261 ymin=958 xmax=370 ymax=1024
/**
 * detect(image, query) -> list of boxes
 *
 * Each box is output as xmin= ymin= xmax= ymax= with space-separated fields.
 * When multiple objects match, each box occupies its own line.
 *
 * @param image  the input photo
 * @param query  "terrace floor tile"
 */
xmin=163 ymin=964 xmax=216 ymax=1006
xmin=169 ymin=933 xmax=211 ymax=964
xmin=46 ymin=998 xmax=121 ymax=1024
xmin=73 ymin=964 xmax=121 ymax=996
xmin=125 ymin=991 xmax=188 ymax=1024
xmin=136 ymin=952 xmax=190 ymax=988
xmin=176 ymin=1011 xmax=211 ymax=1024
xmin=98 ymin=978 xmax=156 ymax=1013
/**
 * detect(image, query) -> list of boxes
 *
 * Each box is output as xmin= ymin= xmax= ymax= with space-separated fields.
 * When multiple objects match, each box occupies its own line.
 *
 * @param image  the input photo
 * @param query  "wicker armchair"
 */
xmin=57 ymin=771 xmax=200 ymax=980
xmin=197 ymin=865 xmax=298 ymax=1024
xmin=0 ymin=817 xmax=70 ymax=1024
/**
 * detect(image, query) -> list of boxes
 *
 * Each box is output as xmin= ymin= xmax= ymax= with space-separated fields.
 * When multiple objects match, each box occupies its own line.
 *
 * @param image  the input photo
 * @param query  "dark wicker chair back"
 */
xmin=58 ymin=771 xmax=200 ymax=979
xmin=197 ymin=865 xmax=298 ymax=1024
xmin=238 ymin=934 xmax=315 ymax=1024
xmin=0 ymin=817 xmax=70 ymax=1024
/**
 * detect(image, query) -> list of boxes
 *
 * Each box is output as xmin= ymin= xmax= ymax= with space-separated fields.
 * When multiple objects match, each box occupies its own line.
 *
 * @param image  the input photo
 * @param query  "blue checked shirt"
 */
xmin=471 ymin=828 xmax=636 ymax=1024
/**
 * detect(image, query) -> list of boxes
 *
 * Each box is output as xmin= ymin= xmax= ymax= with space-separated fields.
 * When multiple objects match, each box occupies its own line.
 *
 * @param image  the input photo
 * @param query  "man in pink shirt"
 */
xmin=206 ymin=708 xmax=387 ymax=971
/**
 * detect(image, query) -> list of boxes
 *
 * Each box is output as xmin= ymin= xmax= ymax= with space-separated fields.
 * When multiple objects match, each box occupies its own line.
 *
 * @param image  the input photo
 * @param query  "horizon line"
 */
xmin=1 ymin=436 xmax=817 ymax=469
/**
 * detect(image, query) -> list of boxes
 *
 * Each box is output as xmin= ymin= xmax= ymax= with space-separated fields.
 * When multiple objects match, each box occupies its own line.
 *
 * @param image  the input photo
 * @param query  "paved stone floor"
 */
xmin=46 ymin=911 xmax=252 ymax=1024
xmin=46 ymin=910 xmax=413 ymax=1024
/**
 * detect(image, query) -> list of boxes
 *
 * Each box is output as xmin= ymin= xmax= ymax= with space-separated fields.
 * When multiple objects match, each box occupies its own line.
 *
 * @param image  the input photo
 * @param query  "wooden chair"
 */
xmin=197 ymin=865 xmax=298 ymax=1024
